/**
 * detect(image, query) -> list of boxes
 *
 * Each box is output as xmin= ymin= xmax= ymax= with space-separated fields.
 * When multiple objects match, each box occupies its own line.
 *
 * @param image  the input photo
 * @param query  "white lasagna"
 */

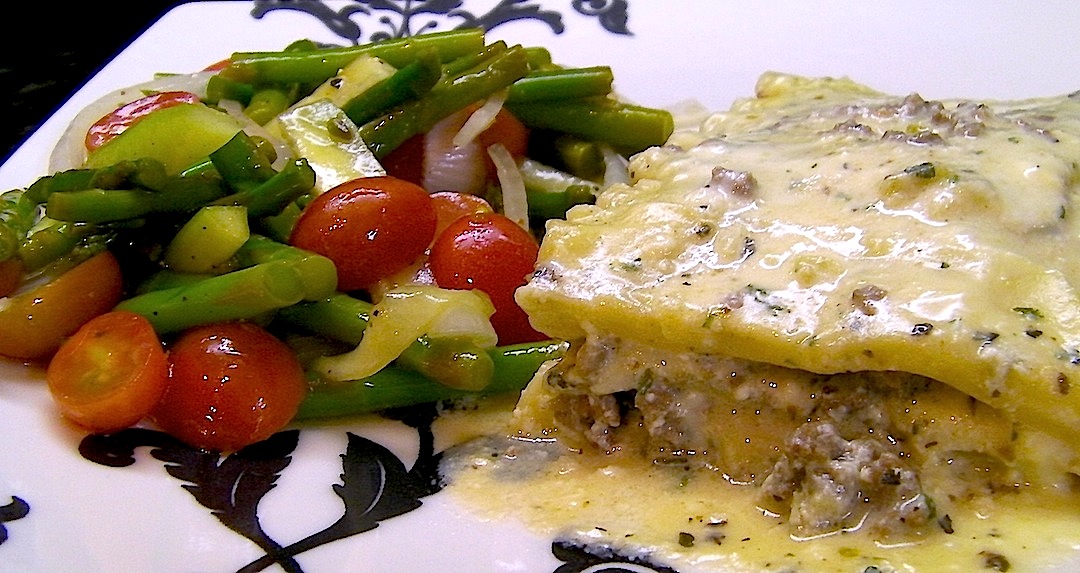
xmin=508 ymin=72 xmax=1080 ymax=553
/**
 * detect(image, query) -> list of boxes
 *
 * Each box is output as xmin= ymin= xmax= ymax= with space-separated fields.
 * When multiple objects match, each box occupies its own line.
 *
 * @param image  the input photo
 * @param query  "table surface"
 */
xmin=0 ymin=1 xmax=188 ymax=164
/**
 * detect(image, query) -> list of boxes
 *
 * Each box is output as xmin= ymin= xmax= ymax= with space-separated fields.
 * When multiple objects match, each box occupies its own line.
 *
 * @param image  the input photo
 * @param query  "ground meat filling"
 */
xmin=539 ymin=335 xmax=1015 ymax=538
xmin=760 ymin=421 xmax=932 ymax=536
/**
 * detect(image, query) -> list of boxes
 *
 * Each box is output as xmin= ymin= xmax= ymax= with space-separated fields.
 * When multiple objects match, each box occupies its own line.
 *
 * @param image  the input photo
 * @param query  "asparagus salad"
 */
xmin=0 ymin=29 xmax=673 ymax=452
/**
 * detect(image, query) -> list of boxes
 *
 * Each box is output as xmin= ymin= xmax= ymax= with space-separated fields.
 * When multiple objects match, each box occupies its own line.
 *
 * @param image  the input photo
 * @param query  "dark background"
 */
xmin=0 ymin=1 xmax=192 ymax=163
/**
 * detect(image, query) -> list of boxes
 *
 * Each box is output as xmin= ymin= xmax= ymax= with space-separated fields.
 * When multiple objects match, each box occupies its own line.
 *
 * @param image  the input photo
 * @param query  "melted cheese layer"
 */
xmin=517 ymin=72 xmax=1080 ymax=461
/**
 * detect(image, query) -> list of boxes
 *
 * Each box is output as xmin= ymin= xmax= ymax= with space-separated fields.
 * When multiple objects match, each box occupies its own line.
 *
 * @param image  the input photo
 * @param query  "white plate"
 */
xmin=2 ymin=2 xmax=1080 ymax=572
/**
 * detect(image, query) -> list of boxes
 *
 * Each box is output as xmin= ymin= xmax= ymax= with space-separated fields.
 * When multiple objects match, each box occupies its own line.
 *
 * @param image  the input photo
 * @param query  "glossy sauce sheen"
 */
xmin=439 ymin=73 xmax=1080 ymax=571
xmin=442 ymin=430 xmax=1080 ymax=572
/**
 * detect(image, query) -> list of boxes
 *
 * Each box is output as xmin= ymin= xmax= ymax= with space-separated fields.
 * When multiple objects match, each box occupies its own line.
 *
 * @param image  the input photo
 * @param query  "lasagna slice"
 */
xmin=513 ymin=72 xmax=1080 ymax=538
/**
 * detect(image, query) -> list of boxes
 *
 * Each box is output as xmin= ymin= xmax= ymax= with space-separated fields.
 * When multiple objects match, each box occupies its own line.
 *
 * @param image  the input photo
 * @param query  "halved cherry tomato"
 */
xmin=0 ymin=251 xmax=124 ymax=360
xmin=289 ymin=176 xmax=436 ymax=292
xmin=85 ymin=90 xmax=201 ymax=151
xmin=153 ymin=321 xmax=307 ymax=452
xmin=429 ymin=191 xmax=493 ymax=238
xmin=46 ymin=310 xmax=168 ymax=433
xmin=429 ymin=212 xmax=546 ymax=345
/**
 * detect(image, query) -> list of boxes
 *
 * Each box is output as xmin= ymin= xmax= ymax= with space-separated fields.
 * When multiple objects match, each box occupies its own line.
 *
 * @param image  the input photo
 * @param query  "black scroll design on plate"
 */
xmin=0 ymin=495 xmax=30 ymax=546
xmin=251 ymin=0 xmax=632 ymax=45
xmin=79 ymin=405 xmax=443 ymax=573
xmin=552 ymin=539 xmax=682 ymax=573
xmin=78 ymin=404 xmax=684 ymax=571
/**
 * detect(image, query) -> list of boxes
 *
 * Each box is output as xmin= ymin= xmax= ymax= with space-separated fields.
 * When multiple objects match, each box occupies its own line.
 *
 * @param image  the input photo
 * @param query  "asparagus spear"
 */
xmin=507 ymin=97 xmax=674 ymax=154
xmin=506 ymin=66 xmax=614 ymax=103
xmin=117 ymin=260 xmax=309 ymax=333
xmin=220 ymin=28 xmax=486 ymax=86
xmin=295 ymin=340 xmax=567 ymax=419
xmin=358 ymin=43 xmax=531 ymax=158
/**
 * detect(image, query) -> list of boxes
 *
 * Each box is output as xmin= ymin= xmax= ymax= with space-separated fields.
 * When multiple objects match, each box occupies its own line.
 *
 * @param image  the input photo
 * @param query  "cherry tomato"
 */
xmin=289 ymin=176 xmax=436 ymax=292
xmin=154 ymin=321 xmax=307 ymax=452
xmin=429 ymin=212 xmax=546 ymax=345
xmin=46 ymin=311 xmax=168 ymax=433
xmin=381 ymin=108 xmax=529 ymax=190
xmin=429 ymin=191 xmax=493 ymax=238
xmin=202 ymin=58 xmax=232 ymax=72
xmin=380 ymin=133 xmax=425 ymax=187
xmin=477 ymin=108 xmax=529 ymax=176
xmin=0 ymin=251 xmax=124 ymax=360
xmin=85 ymin=90 xmax=201 ymax=151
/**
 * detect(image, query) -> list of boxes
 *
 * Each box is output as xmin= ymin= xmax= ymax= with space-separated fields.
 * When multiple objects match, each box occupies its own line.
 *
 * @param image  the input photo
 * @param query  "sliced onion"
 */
xmin=422 ymin=107 xmax=486 ymax=194
xmin=452 ymin=91 xmax=507 ymax=148
xmin=50 ymin=71 xmax=218 ymax=172
xmin=488 ymin=143 xmax=529 ymax=229
xmin=600 ymin=143 xmax=631 ymax=188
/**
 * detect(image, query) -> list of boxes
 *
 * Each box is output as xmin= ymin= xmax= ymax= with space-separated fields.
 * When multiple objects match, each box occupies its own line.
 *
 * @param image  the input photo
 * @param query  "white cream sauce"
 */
xmin=439 ymin=405 xmax=1080 ymax=573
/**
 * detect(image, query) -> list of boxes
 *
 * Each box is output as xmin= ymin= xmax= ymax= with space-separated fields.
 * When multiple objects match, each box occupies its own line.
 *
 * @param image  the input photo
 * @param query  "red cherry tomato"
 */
xmin=202 ymin=58 xmax=232 ymax=72
xmin=428 ymin=212 xmax=546 ymax=345
xmin=477 ymin=108 xmax=529 ymax=177
xmin=153 ymin=322 xmax=307 ymax=452
xmin=85 ymin=90 xmax=201 ymax=151
xmin=289 ymin=176 xmax=436 ymax=292
xmin=429 ymin=191 xmax=493 ymax=238
xmin=0 ymin=251 xmax=124 ymax=360
xmin=46 ymin=310 xmax=168 ymax=433
xmin=380 ymin=133 xmax=425 ymax=187
xmin=381 ymin=107 xmax=529 ymax=190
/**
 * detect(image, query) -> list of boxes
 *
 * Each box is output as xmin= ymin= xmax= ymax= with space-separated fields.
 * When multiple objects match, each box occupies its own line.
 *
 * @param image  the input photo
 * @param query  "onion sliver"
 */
xmin=423 ymin=108 xmax=486 ymax=194
xmin=452 ymin=91 xmax=507 ymax=148
xmin=50 ymin=71 xmax=218 ymax=173
xmin=488 ymin=143 xmax=529 ymax=229
xmin=600 ymin=143 xmax=631 ymax=189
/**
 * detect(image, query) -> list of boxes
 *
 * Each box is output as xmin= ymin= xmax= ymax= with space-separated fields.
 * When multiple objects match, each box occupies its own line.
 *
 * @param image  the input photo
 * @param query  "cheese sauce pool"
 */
xmin=436 ymin=403 xmax=1080 ymax=573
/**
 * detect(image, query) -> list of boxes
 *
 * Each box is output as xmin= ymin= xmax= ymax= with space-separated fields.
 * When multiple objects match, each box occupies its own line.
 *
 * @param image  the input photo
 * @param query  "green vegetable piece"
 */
xmin=209 ymin=132 xmax=277 ymax=191
xmin=205 ymin=74 xmax=256 ymax=106
xmin=506 ymin=66 xmax=614 ymax=103
xmin=286 ymin=53 xmax=397 ymax=112
xmin=85 ymin=103 xmax=242 ymax=175
xmin=116 ymin=260 xmax=306 ymax=333
xmin=506 ymin=98 xmax=674 ymax=155
xmin=0 ymin=189 xmax=38 ymax=262
xmin=17 ymin=221 xmax=88 ymax=272
xmin=295 ymin=340 xmax=567 ymax=419
xmin=519 ymin=159 xmax=599 ymax=219
xmin=164 ymin=205 xmax=250 ymax=273
xmin=359 ymin=43 xmax=531 ymax=158
xmin=341 ymin=49 xmax=442 ymax=127
xmin=275 ymin=292 xmax=372 ymax=345
xmin=221 ymin=28 xmax=485 ymax=86
xmin=212 ymin=158 xmax=316 ymax=218
xmin=397 ymin=336 xmax=495 ymax=391
xmin=45 ymin=175 xmax=228 ymax=223
xmin=244 ymin=86 xmax=294 ymax=125
xmin=234 ymin=234 xmax=337 ymax=300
